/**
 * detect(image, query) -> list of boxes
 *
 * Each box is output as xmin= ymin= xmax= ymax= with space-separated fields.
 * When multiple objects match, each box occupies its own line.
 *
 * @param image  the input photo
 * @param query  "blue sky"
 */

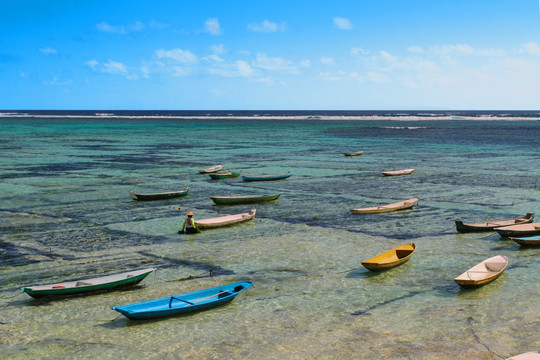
xmin=1 ymin=0 xmax=540 ymax=110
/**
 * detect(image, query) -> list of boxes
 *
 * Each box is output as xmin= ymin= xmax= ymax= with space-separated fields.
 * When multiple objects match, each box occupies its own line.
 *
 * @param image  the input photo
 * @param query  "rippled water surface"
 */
xmin=1 ymin=117 xmax=539 ymax=359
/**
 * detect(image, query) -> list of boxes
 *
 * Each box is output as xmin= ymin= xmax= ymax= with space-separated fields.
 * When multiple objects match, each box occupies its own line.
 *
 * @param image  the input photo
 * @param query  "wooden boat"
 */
xmin=344 ymin=151 xmax=364 ymax=156
xmin=494 ymin=223 xmax=540 ymax=238
xmin=242 ymin=172 xmax=292 ymax=182
xmin=454 ymin=255 xmax=508 ymax=288
xmin=21 ymin=268 xmax=156 ymax=298
xmin=382 ymin=168 xmax=415 ymax=176
xmin=455 ymin=212 xmax=534 ymax=233
xmin=506 ymin=351 xmax=540 ymax=360
xmin=350 ymin=198 xmax=419 ymax=214
xmin=112 ymin=281 xmax=253 ymax=320
xmin=509 ymin=235 xmax=540 ymax=247
xmin=361 ymin=243 xmax=416 ymax=272
xmin=199 ymin=165 xmax=223 ymax=174
xmin=210 ymin=193 xmax=282 ymax=205
xmin=195 ymin=209 xmax=256 ymax=229
xmin=130 ymin=188 xmax=189 ymax=201
xmin=208 ymin=171 xmax=242 ymax=180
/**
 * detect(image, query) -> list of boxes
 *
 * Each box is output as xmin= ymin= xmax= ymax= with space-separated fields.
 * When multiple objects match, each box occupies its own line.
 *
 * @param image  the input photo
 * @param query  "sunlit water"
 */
xmin=1 ymin=117 xmax=539 ymax=359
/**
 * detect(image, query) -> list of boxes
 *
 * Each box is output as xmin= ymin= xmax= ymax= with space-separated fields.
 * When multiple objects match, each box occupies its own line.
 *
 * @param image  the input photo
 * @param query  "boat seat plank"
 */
xmin=169 ymin=296 xmax=194 ymax=308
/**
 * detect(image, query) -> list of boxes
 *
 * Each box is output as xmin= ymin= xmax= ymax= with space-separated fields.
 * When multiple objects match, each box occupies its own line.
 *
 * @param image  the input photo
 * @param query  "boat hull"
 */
xmin=210 ymin=193 xmax=281 ymax=205
xmin=362 ymin=243 xmax=416 ymax=271
xmin=195 ymin=209 xmax=256 ymax=229
xmin=509 ymin=235 xmax=540 ymax=247
xmin=242 ymin=172 xmax=291 ymax=182
xmin=382 ymin=169 xmax=415 ymax=176
xmin=455 ymin=212 xmax=534 ymax=233
xmin=454 ymin=255 xmax=507 ymax=288
xmin=21 ymin=268 xmax=156 ymax=298
xmin=199 ymin=165 xmax=223 ymax=174
xmin=344 ymin=151 xmax=364 ymax=156
xmin=494 ymin=223 xmax=540 ymax=237
xmin=130 ymin=188 xmax=189 ymax=201
xmin=209 ymin=171 xmax=241 ymax=179
xmin=112 ymin=281 xmax=252 ymax=320
xmin=350 ymin=198 xmax=419 ymax=214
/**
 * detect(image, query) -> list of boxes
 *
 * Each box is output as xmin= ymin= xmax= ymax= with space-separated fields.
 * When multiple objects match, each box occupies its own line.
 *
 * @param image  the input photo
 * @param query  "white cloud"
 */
xmin=407 ymin=46 xmax=424 ymax=54
xmin=205 ymin=18 xmax=222 ymax=35
xmin=209 ymin=60 xmax=256 ymax=77
xmin=39 ymin=47 xmax=57 ymax=55
xmin=521 ymin=42 xmax=540 ymax=55
xmin=248 ymin=20 xmax=286 ymax=33
xmin=210 ymin=44 xmax=226 ymax=54
xmin=237 ymin=60 xmax=255 ymax=77
xmin=321 ymin=57 xmax=334 ymax=65
xmin=300 ymin=60 xmax=311 ymax=67
xmin=102 ymin=60 xmax=128 ymax=75
xmin=85 ymin=59 xmax=99 ymax=68
xmin=351 ymin=47 xmax=370 ymax=56
xmin=367 ymin=71 xmax=391 ymax=83
xmin=44 ymin=76 xmax=73 ymax=86
xmin=253 ymin=53 xmax=296 ymax=72
xmin=155 ymin=48 xmax=198 ymax=64
xmin=205 ymin=54 xmax=225 ymax=63
xmin=334 ymin=17 xmax=353 ymax=30
xmin=96 ymin=21 xmax=145 ymax=34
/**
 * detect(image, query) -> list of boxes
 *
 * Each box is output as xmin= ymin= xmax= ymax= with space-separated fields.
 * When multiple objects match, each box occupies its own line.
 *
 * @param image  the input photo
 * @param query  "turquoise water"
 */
xmin=1 ymin=117 xmax=539 ymax=359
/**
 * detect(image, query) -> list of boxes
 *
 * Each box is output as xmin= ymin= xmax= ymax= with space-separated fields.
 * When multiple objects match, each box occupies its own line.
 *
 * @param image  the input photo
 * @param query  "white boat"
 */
xmin=506 ymin=351 xmax=540 ymax=360
xmin=382 ymin=168 xmax=415 ymax=176
xmin=199 ymin=165 xmax=223 ymax=174
xmin=454 ymin=255 xmax=508 ymax=288
xmin=195 ymin=209 xmax=257 ymax=229
xmin=350 ymin=198 xmax=419 ymax=214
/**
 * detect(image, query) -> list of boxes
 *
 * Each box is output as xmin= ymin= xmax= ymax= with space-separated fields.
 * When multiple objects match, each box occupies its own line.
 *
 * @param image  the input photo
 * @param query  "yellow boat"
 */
xmin=361 ymin=243 xmax=416 ymax=271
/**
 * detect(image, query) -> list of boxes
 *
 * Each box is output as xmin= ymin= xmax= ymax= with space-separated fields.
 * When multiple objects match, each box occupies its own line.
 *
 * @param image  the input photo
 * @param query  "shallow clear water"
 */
xmin=1 ymin=117 xmax=539 ymax=359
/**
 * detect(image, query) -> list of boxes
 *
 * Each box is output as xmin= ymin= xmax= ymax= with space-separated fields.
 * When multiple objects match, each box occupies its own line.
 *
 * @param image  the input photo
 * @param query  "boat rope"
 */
xmin=3 ymin=290 xmax=24 ymax=299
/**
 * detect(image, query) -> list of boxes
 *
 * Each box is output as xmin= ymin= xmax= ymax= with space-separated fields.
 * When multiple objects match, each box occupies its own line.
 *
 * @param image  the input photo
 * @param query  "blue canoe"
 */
xmin=112 ymin=281 xmax=253 ymax=320
xmin=242 ymin=171 xmax=292 ymax=182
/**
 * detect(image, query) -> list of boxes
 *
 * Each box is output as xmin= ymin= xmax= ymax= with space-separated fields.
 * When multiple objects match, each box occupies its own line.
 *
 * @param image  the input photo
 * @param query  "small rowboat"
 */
xmin=195 ymin=209 xmax=257 ymax=229
xmin=112 ymin=281 xmax=253 ymax=320
xmin=242 ymin=172 xmax=292 ymax=182
xmin=199 ymin=165 xmax=223 ymax=174
xmin=210 ymin=193 xmax=282 ymax=205
xmin=494 ymin=223 xmax=540 ymax=238
xmin=361 ymin=243 xmax=416 ymax=272
xmin=350 ymin=198 xmax=419 ymax=214
xmin=382 ymin=168 xmax=415 ymax=176
xmin=130 ymin=188 xmax=189 ymax=201
xmin=208 ymin=171 xmax=242 ymax=180
xmin=344 ymin=151 xmax=364 ymax=156
xmin=455 ymin=212 xmax=534 ymax=233
xmin=509 ymin=235 xmax=540 ymax=247
xmin=21 ymin=268 xmax=156 ymax=298
xmin=454 ymin=255 xmax=508 ymax=288
xmin=506 ymin=351 xmax=540 ymax=360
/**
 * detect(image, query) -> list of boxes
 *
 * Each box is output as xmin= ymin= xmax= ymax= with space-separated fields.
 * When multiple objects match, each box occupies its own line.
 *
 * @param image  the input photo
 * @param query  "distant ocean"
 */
xmin=3 ymin=109 xmax=540 ymax=120
xmin=1 ymin=111 xmax=539 ymax=359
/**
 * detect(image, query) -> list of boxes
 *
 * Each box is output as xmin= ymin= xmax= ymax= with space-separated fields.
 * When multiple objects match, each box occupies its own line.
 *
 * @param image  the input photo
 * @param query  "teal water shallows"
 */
xmin=1 ymin=116 xmax=539 ymax=359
